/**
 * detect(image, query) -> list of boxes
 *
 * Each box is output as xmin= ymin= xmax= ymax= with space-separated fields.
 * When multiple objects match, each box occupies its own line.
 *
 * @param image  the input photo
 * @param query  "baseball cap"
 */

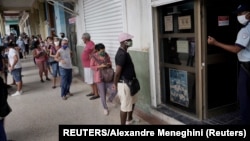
xmin=234 ymin=4 xmax=250 ymax=14
xmin=62 ymin=37 xmax=68 ymax=41
xmin=118 ymin=32 xmax=134 ymax=42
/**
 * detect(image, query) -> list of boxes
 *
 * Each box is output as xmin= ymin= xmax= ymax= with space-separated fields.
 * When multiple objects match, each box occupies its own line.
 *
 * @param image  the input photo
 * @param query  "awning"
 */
xmin=46 ymin=0 xmax=78 ymax=16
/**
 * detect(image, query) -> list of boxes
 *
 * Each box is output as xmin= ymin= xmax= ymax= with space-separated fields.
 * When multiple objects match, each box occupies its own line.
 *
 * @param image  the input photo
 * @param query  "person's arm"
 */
xmin=70 ymin=50 xmax=73 ymax=58
xmin=112 ymin=65 xmax=122 ymax=91
xmin=49 ymin=48 xmax=54 ymax=57
xmin=54 ymin=49 xmax=61 ymax=62
xmin=33 ymin=49 xmax=41 ymax=58
xmin=207 ymin=36 xmax=242 ymax=53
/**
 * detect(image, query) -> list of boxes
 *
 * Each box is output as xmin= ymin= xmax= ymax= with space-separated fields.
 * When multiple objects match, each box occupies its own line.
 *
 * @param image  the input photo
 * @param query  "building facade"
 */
xmin=1 ymin=0 xmax=246 ymax=124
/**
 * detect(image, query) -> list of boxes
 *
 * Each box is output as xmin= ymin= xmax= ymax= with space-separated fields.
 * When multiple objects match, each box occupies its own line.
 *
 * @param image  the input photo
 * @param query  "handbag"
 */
xmin=125 ymin=77 xmax=140 ymax=96
xmin=92 ymin=54 xmax=114 ymax=82
xmin=100 ymin=67 xmax=114 ymax=82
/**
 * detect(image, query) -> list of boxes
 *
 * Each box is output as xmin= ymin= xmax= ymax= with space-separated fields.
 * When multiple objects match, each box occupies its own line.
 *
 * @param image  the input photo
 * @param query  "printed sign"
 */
xmin=177 ymin=40 xmax=189 ymax=53
xmin=169 ymin=69 xmax=189 ymax=107
xmin=69 ymin=17 xmax=76 ymax=24
xmin=218 ymin=16 xmax=229 ymax=26
xmin=178 ymin=15 xmax=191 ymax=30
xmin=164 ymin=15 xmax=173 ymax=31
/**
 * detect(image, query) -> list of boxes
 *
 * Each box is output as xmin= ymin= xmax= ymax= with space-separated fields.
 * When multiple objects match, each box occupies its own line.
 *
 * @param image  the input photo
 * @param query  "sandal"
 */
xmin=86 ymin=93 xmax=94 ymax=97
xmin=89 ymin=95 xmax=100 ymax=100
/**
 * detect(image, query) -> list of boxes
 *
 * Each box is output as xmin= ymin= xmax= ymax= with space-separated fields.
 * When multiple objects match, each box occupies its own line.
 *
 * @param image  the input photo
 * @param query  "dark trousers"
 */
xmin=238 ymin=67 xmax=250 ymax=124
xmin=0 ymin=119 xmax=7 ymax=141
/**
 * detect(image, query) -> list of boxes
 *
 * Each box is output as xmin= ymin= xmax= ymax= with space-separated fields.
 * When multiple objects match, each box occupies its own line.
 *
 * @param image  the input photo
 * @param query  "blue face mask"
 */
xmin=62 ymin=45 xmax=68 ymax=50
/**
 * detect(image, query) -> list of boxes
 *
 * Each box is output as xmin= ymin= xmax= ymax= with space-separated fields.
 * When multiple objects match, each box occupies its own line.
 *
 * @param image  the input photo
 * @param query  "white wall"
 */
xmin=125 ymin=0 xmax=151 ymax=52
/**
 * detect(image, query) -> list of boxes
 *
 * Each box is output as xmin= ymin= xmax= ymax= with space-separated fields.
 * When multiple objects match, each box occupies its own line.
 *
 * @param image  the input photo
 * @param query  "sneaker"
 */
xmin=62 ymin=96 xmax=67 ymax=100
xmin=104 ymin=109 xmax=109 ymax=115
xmin=11 ymin=91 xmax=22 ymax=97
xmin=126 ymin=119 xmax=135 ymax=125
xmin=66 ymin=93 xmax=73 ymax=97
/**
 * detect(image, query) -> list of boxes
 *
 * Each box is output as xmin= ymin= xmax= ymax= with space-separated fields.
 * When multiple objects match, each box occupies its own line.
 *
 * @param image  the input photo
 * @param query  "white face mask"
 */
xmin=125 ymin=41 xmax=133 ymax=47
xmin=237 ymin=14 xmax=249 ymax=25
xmin=54 ymin=41 xmax=60 ymax=46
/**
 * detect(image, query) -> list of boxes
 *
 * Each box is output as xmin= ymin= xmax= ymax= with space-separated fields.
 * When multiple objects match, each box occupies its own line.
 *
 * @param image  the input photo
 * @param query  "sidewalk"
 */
xmin=5 ymin=55 xmax=149 ymax=141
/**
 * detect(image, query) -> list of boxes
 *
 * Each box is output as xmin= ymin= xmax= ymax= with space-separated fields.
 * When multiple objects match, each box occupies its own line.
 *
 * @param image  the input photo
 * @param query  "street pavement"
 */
xmin=4 ymin=55 xmax=148 ymax=141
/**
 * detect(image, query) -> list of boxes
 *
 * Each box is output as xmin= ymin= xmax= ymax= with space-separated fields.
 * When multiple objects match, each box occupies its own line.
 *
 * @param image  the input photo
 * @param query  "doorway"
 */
xmin=204 ymin=0 xmax=248 ymax=120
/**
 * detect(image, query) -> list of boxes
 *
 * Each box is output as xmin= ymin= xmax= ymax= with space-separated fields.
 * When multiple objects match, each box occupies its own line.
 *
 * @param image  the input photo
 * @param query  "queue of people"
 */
xmin=0 ymin=31 xmax=140 ymax=140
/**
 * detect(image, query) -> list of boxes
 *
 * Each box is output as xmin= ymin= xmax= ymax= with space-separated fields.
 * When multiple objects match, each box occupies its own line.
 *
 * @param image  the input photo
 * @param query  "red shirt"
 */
xmin=81 ymin=40 xmax=95 ymax=67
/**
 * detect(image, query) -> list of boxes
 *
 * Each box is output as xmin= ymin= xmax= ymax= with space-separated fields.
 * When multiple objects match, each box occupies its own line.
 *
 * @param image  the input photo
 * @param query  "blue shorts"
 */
xmin=11 ymin=68 xmax=22 ymax=82
xmin=51 ymin=62 xmax=60 ymax=77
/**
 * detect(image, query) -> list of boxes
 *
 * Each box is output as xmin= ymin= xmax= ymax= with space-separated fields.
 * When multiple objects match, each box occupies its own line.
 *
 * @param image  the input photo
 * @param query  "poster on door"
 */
xmin=169 ymin=69 xmax=189 ymax=107
xmin=218 ymin=16 xmax=229 ymax=26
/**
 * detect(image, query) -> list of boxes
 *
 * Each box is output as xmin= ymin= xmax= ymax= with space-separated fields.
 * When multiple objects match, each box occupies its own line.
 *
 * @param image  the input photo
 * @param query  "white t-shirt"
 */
xmin=8 ymin=48 xmax=22 ymax=69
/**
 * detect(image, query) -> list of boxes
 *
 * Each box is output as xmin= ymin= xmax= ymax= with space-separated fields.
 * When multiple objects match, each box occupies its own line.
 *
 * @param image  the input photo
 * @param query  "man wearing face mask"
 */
xmin=113 ymin=32 xmax=139 ymax=125
xmin=207 ymin=4 xmax=250 ymax=124
xmin=55 ymin=38 xmax=73 ymax=100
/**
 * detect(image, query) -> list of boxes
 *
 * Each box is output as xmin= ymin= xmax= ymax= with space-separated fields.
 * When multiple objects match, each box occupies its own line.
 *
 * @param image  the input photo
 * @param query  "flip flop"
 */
xmin=89 ymin=95 xmax=100 ymax=100
xmin=86 ymin=93 xmax=94 ymax=96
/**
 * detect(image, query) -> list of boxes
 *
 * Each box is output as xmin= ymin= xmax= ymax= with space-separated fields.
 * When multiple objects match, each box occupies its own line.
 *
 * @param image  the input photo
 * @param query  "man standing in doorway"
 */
xmin=208 ymin=4 xmax=250 ymax=124
xmin=81 ymin=33 xmax=99 ymax=100
xmin=113 ymin=32 xmax=138 ymax=125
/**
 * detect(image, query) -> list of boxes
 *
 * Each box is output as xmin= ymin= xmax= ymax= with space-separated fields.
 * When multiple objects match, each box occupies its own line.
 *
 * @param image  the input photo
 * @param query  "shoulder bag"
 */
xmin=124 ymin=77 xmax=140 ymax=96
xmin=92 ymin=54 xmax=114 ymax=82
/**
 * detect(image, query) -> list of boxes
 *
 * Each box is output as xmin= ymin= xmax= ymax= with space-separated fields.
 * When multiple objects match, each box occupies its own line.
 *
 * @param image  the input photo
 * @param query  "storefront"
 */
xmin=151 ymin=0 xmax=248 ymax=123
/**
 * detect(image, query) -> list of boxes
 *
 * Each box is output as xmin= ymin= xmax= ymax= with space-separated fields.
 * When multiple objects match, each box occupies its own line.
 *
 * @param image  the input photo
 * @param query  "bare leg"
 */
xmin=53 ymin=77 xmax=56 ymax=87
xmin=120 ymin=111 xmax=127 ymax=125
xmin=127 ymin=104 xmax=135 ymax=121
xmin=92 ymin=83 xmax=99 ymax=96
xmin=16 ymin=81 xmax=22 ymax=91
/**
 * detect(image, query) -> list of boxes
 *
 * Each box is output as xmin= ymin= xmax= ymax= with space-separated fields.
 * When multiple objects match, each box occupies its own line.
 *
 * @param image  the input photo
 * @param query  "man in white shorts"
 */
xmin=81 ymin=33 xmax=99 ymax=100
xmin=113 ymin=33 xmax=139 ymax=125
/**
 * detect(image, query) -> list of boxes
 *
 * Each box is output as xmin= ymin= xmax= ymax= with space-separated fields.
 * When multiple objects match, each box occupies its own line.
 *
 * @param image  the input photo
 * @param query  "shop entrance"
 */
xmin=205 ymin=0 xmax=249 ymax=119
